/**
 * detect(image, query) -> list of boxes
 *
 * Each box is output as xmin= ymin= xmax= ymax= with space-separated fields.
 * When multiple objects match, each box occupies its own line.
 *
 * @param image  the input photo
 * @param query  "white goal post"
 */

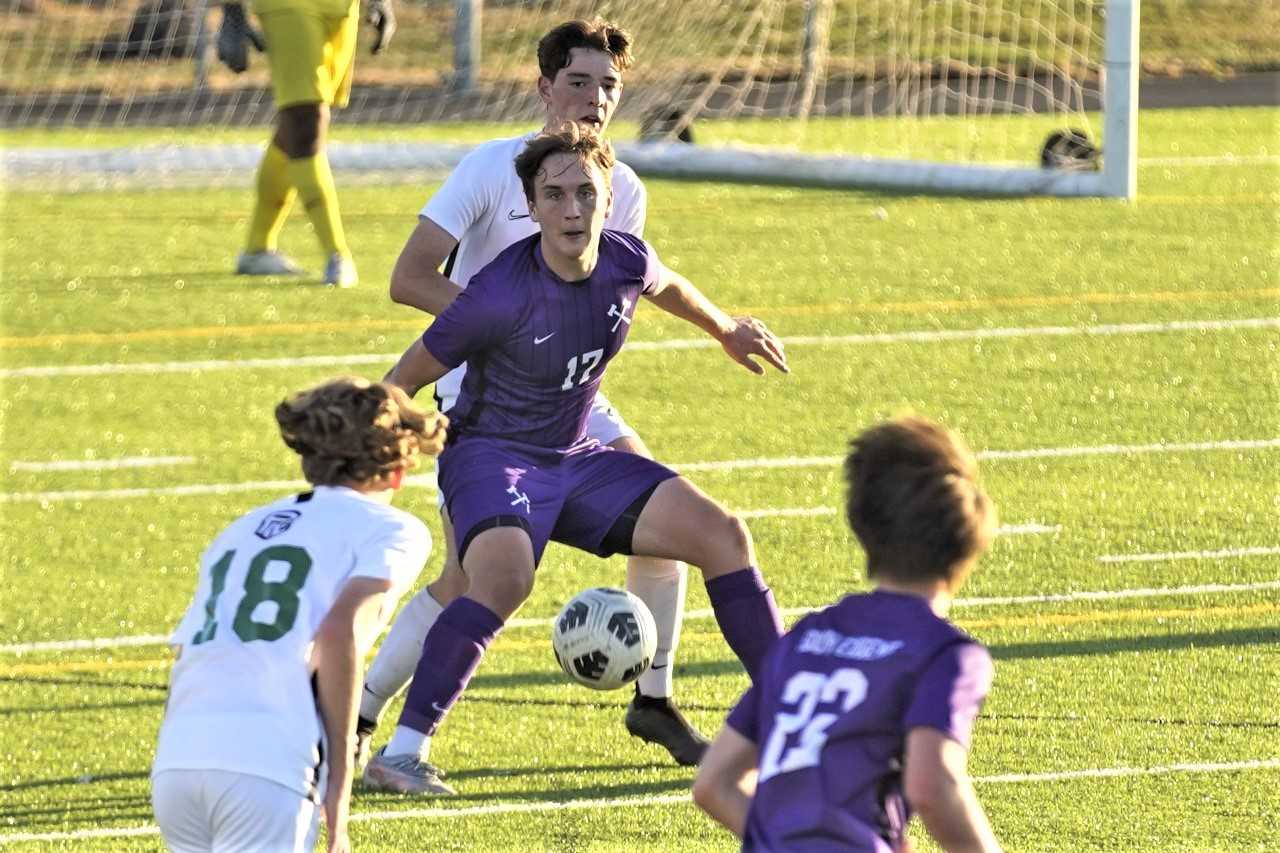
xmin=2 ymin=0 xmax=1139 ymax=199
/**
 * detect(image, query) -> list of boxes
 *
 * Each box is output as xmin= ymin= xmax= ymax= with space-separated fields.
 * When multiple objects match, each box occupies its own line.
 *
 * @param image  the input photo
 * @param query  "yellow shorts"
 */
xmin=257 ymin=0 xmax=360 ymax=109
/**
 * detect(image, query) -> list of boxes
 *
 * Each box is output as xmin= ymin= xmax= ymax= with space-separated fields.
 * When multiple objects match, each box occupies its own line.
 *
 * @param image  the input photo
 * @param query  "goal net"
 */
xmin=1 ymin=0 xmax=1137 ymax=197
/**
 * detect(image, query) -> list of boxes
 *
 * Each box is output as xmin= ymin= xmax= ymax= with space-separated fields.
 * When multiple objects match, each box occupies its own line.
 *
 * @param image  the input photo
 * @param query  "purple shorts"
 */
xmin=438 ymin=437 xmax=678 ymax=566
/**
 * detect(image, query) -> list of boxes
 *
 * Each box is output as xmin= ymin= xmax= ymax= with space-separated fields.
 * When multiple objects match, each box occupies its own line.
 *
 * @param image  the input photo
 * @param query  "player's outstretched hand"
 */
xmin=721 ymin=316 xmax=789 ymax=375
xmin=366 ymin=0 xmax=397 ymax=55
xmin=216 ymin=2 xmax=265 ymax=74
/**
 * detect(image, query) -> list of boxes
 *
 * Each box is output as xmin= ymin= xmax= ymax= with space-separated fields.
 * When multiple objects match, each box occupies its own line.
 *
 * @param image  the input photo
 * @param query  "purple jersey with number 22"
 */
xmin=726 ymin=590 xmax=994 ymax=852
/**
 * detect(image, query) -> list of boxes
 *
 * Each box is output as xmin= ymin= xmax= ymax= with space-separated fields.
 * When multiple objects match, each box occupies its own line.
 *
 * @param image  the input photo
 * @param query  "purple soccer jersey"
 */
xmin=726 ymin=590 xmax=994 ymax=853
xmin=423 ymin=229 xmax=658 ymax=451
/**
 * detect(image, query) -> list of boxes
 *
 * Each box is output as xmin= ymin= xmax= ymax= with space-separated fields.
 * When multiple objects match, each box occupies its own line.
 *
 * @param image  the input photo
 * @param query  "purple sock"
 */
xmin=705 ymin=566 xmax=783 ymax=680
xmin=398 ymin=597 xmax=504 ymax=736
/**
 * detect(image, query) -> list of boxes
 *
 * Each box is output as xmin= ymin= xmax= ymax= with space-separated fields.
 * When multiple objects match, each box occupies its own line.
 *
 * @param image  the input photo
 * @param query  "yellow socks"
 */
xmin=286 ymin=153 xmax=349 ymax=258
xmin=246 ymin=144 xmax=295 ymax=253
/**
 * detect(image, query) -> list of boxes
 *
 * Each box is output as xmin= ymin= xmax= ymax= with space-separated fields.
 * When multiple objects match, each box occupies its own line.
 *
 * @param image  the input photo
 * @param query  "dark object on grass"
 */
xmin=1041 ymin=129 xmax=1101 ymax=171
xmin=639 ymin=107 xmax=695 ymax=144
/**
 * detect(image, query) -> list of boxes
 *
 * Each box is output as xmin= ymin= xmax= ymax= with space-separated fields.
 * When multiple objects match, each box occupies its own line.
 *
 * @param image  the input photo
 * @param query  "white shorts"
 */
xmin=152 ymin=769 xmax=319 ymax=853
xmin=433 ymin=387 xmax=639 ymax=508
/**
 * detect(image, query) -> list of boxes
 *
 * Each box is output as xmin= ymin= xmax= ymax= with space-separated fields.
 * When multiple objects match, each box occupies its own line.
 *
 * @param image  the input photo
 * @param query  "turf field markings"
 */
xmin=2 ymin=434 xmax=1276 ymax=504
xmin=678 ymin=437 xmax=1280 ymax=473
xmin=977 ymin=758 xmax=1280 ymax=784
xmin=1099 ymin=545 xmax=1280 ymax=564
xmin=8 ymin=455 xmax=194 ymax=473
xmin=2 ymin=759 xmax=1275 ymax=844
xmin=4 ymin=316 xmax=1277 ymax=378
xmin=7 ymin=579 xmax=1279 ymax=657
xmin=5 ymin=287 xmax=1276 ymax=348
xmin=732 ymin=286 xmax=1280 ymax=319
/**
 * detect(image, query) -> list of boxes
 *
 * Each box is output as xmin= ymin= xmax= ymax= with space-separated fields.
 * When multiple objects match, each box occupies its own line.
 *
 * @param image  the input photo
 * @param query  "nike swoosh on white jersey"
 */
xmin=534 ymin=333 xmax=555 ymax=344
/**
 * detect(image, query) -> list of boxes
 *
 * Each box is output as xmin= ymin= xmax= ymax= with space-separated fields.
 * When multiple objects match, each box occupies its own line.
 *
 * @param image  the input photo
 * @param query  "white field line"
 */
xmin=3 ymin=317 xmax=1277 ymax=379
xmin=1139 ymin=154 xmax=1280 ymax=167
xmin=1 ymin=759 xmax=1276 ymax=846
xmin=1099 ymin=546 xmax=1280 ymax=564
xmin=4 ymin=437 xmax=1277 ymax=505
xmin=8 ymin=456 xmax=194 ymax=473
xmin=8 ymin=578 xmax=1278 ymax=655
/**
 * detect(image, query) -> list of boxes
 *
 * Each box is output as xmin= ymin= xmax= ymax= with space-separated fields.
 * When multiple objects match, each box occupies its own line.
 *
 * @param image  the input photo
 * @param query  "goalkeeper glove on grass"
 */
xmin=217 ymin=2 xmax=266 ymax=74
xmin=366 ymin=0 xmax=397 ymax=55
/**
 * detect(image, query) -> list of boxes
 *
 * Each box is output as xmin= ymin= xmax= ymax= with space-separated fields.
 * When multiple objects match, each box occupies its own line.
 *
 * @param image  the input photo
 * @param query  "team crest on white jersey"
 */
xmin=255 ymin=510 xmax=301 ymax=540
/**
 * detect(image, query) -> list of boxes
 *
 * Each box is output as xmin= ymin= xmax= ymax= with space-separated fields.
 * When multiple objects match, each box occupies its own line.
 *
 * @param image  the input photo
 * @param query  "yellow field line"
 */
xmin=8 ymin=602 xmax=1274 ymax=676
xmin=4 ymin=288 xmax=1277 ymax=349
xmin=959 ymin=601 xmax=1280 ymax=631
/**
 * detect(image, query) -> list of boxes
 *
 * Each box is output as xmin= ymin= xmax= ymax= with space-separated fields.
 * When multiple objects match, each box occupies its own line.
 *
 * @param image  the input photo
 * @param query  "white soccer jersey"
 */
xmin=152 ymin=486 xmax=430 ymax=800
xmin=422 ymin=132 xmax=647 ymax=403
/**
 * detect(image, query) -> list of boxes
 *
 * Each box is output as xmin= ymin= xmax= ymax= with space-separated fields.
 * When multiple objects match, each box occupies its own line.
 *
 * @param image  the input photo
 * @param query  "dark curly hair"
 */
xmin=275 ymin=377 xmax=447 ymax=487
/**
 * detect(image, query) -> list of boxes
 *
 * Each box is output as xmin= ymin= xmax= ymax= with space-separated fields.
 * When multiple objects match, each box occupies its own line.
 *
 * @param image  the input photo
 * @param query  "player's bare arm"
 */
xmin=691 ymin=725 xmax=759 ymax=839
xmin=385 ymin=338 xmax=451 ymax=398
xmin=389 ymin=218 xmax=466 ymax=315
xmin=904 ymin=728 xmax=1002 ymax=853
xmin=645 ymin=266 xmax=789 ymax=375
xmin=312 ymin=575 xmax=396 ymax=853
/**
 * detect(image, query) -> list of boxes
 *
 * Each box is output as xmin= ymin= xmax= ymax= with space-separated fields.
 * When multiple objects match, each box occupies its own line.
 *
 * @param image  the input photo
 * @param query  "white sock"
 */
xmin=385 ymin=725 xmax=431 ymax=761
xmin=360 ymin=588 xmax=446 ymax=722
xmin=627 ymin=556 xmax=687 ymax=699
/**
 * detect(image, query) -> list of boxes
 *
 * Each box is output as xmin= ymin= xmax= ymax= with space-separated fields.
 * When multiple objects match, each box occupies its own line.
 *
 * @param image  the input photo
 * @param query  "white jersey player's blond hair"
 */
xmin=276 ymin=376 xmax=447 ymax=486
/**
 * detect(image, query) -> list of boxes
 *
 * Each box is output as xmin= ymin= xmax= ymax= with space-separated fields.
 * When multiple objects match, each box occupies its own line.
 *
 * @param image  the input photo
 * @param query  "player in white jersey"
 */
xmin=152 ymin=378 xmax=446 ymax=853
xmin=358 ymin=17 xmax=709 ymax=770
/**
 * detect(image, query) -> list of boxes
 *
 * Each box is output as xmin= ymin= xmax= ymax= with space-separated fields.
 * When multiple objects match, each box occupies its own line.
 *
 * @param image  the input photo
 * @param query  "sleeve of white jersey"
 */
xmin=420 ymin=145 xmax=500 ymax=242
xmin=612 ymin=166 xmax=648 ymax=237
xmin=350 ymin=515 xmax=433 ymax=603
xmin=640 ymin=239 xmax=665 ymax=295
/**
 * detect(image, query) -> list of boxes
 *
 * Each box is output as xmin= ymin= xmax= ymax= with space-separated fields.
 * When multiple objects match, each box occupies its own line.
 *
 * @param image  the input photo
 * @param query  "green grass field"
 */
xmin=1 ymin=105 xmax=1278 ymax=850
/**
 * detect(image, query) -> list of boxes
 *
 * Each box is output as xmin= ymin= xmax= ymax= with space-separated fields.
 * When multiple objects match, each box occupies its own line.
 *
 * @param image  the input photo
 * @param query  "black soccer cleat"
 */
xmin=624 ymin=690 xmax=711 ymax=767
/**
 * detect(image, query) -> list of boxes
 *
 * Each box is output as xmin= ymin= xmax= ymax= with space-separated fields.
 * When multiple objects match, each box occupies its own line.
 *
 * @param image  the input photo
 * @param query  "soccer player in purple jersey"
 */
xmin=693 ymin=417 xmax=1003 ymax=853
xmin=360 ymin=125 xmax=789 ymax=795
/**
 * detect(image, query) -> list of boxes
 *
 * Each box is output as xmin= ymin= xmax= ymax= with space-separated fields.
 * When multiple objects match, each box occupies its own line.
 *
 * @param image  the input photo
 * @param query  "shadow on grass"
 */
xmin=0 ymin=770 xmax=151 ymax=794
xmin=982 ymin=712 xmax=1280 ymax=730
xmin=472 ymin=625 xmax=1280 ymax=692
xmin=354 ymin=772 xmax=691 ymax=810
xmin=0 ymin=698 xmax=165 ymax=717
xmin=0 ymin=674 xmax=167 ymax=692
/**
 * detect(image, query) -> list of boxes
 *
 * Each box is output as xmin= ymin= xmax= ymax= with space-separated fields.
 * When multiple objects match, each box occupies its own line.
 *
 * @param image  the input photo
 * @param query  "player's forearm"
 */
xmin=915 ymin=779 xmax=1001 ymax=853
xmin=313 ymin=621 xmax=361 ymax=802
xmin=390 ymin=258 xmax=463 ymax=315
xmin=645 ymin=271 xmax=734 ymax=342
xmin=385 ymin=338 xmax=450 ymax=398
xmin=691 ymin=778 xmax=751 ymax=839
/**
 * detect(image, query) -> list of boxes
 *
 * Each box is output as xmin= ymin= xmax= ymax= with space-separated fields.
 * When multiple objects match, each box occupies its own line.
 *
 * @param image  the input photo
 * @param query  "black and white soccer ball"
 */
xmin=551 ymin=587 xmax=658 ymax=691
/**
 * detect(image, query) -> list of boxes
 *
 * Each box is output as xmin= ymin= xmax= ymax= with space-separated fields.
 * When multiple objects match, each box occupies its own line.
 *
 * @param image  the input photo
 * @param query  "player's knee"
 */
xmin=698 ymin=509 xmax=754 ymax=573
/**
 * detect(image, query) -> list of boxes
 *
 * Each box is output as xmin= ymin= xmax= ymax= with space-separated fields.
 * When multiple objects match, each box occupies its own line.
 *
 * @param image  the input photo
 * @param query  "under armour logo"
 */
xmin=507 ymin=485 xmax=531 ymax=514
xmin=608 ymin=297 xmax=633 ymax=332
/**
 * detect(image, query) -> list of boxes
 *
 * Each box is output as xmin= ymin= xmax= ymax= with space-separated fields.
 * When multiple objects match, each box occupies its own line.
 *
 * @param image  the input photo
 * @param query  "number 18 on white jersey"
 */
xmin=152 ymin=486 xmax=430 ymax=800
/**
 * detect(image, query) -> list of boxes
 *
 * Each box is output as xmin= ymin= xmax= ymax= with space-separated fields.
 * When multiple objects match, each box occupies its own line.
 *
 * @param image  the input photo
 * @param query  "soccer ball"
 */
xmin=551 ymin=587 xmax=657 ymax=691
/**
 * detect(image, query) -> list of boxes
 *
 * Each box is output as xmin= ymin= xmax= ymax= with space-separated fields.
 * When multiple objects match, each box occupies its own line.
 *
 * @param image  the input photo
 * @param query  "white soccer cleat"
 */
xmin=362 ymin=748 xmax=456 ymax=796
xmin=323 ymin=253 xmax=358 ymax=288
xmin=235 ymin=250 xmax=304 ymax=276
